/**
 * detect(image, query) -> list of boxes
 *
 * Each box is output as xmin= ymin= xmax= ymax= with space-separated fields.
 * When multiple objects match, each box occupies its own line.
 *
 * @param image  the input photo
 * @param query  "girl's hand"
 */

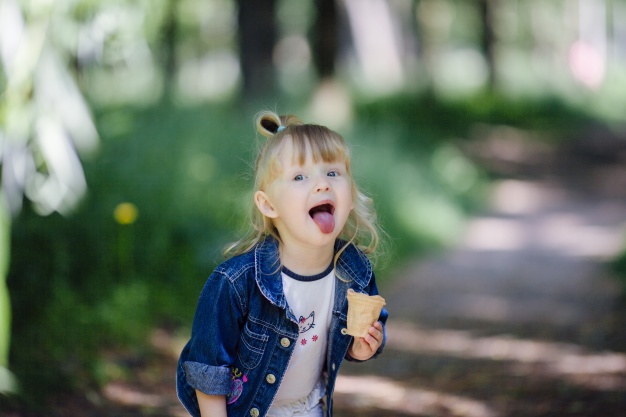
xmin=347 ymin=321 xmax=384 ymax=361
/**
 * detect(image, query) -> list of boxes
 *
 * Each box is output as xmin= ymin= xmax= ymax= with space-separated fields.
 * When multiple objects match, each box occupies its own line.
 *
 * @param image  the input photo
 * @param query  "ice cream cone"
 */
xmin=346 ymin=289 xmax=386 ymax=338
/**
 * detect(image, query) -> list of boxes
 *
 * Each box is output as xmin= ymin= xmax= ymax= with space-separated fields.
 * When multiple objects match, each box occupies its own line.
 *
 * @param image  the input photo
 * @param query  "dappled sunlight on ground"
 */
xmin=364 ymin=135 xmax=626 ymax=416
xmin=463 ymin=179 xmax=626 ymax=258
xmin=103 ymin=382 xmax=164 ymax=408
xmin=335 ymin=375 xmax=495 ymax=417
xmin=387 ymin=321 xmax=626 ymax=392
xmin=94 ymin=328 xmax=190 ymax=416
xmin=150 ymin=327 xmax=189 ymax=361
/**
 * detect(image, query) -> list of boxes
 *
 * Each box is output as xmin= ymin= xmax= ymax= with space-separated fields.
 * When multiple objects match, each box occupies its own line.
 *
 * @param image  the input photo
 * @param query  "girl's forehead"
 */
xmin=276 ymin=135 xmax=348 ymax=166
xmin=277 ymin=145 xmax=345 ymax=168
xmin=261 ymin=132 xmax=351 ymax=186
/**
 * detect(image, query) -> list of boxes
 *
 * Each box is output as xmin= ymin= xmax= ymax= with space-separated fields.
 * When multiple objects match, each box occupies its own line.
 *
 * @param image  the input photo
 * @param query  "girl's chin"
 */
xmin=306 ymin=227 xmax=341 ymax=244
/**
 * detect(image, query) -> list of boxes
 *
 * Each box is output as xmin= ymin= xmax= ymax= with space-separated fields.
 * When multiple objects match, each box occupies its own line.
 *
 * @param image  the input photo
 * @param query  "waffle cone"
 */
xmin=346 ymin=289 xmax=386 ymax=337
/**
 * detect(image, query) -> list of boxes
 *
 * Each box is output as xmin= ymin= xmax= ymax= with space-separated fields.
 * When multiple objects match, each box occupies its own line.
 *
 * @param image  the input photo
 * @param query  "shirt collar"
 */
xmin=254 ymin=236 xmax=373 ymax=308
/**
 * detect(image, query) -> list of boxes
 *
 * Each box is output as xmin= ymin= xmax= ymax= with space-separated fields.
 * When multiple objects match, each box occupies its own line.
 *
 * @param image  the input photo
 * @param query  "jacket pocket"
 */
xmin=237 ymin=321 xmax=269 ymax=370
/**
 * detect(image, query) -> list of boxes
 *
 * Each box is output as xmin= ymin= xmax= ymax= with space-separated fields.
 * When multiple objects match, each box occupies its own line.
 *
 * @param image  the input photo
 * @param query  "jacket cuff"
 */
xmin=344 ymin=351 xmax=364 ymax=362
xmin=183 ymin=361 xmax=232 ymax=396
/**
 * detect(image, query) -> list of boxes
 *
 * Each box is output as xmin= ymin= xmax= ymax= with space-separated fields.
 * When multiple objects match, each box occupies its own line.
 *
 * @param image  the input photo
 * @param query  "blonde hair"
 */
xmin=224 ymin=110 xmax=381 ymax=266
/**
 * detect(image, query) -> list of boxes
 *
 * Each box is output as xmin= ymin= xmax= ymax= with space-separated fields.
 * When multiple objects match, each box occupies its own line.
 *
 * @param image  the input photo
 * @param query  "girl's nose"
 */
xmin=315 ymin=177 xmax=331 ymax=192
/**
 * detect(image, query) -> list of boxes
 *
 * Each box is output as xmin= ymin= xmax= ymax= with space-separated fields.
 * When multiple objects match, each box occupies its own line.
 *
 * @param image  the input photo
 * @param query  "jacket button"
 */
xmin=280 ymin=337 xmax=291 ymax=347
xmin=331 ymin=363 xmax=336 ymax=371
xmin=266 ymin=373 xmax=276 ymax=384
xmin=250 ymin=408 xmax=260 ymax=417
xmin=341 ymin=328 xmax=348 ymax=335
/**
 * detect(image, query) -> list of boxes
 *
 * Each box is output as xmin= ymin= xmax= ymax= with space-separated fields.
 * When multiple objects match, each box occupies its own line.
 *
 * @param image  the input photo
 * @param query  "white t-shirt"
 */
xmin=271 ymin=263 xmax=336 ymax=407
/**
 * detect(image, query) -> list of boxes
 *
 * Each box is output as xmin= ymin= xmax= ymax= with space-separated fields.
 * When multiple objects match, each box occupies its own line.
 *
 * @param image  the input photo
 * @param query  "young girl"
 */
xmin=176 ymin=110 xmax=388 ymax=417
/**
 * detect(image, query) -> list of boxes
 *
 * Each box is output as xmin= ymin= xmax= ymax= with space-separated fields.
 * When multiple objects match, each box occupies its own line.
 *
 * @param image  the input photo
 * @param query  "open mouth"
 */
xmin=309 ymin=203 xmax=335 ymax=217
xmin=309 ymin=203 xmax=335 ymax=234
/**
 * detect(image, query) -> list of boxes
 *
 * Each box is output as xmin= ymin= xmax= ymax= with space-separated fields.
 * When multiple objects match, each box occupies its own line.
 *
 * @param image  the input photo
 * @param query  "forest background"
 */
xmin=1 ymin=0 xmax=625 ymax=411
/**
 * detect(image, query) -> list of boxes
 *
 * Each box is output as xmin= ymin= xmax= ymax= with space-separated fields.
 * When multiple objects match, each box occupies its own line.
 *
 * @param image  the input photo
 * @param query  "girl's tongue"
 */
xmin=310 ymin=204 xmax=335 ymax=234
xmin=312 ymin=211 xmax=335 ymax=234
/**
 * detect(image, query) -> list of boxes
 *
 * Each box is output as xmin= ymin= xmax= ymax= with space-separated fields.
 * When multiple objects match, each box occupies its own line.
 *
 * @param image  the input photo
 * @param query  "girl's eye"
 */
xmin=327 ymin=170 xmax=338 ymax=177
xmin=294 ymin=174 xmax=305 ymax=181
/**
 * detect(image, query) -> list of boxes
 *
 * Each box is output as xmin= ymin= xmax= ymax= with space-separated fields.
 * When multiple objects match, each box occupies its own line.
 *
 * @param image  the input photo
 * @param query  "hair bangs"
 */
xmin=289 ymin=125 xmax=350 ymax=169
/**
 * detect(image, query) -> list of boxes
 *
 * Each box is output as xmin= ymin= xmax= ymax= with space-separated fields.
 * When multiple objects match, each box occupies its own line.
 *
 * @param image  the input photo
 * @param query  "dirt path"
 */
xmin=334 ymin=133 xmax=626 ymax=416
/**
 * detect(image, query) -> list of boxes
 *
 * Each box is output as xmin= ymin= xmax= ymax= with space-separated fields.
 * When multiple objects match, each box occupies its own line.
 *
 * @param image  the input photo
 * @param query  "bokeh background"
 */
xmin=1 ymin=0 xmax=626 ymax=415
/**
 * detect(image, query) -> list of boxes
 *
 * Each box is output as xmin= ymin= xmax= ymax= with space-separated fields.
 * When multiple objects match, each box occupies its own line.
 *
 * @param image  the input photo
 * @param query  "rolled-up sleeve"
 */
xmin=183 ymin=270 xmax=246 ymax=395
xmin=183 ymin=362 xmax=232 ymax=395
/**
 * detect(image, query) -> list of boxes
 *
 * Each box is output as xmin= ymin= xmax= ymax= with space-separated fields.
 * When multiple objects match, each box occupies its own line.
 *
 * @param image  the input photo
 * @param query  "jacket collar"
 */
xmin=254 ymin=236 xmax=373 ymax=308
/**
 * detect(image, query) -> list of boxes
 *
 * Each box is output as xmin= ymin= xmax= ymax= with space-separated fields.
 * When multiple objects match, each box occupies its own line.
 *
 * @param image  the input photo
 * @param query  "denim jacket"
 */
xmin=176 ymin=236 xmax=388 ymax=417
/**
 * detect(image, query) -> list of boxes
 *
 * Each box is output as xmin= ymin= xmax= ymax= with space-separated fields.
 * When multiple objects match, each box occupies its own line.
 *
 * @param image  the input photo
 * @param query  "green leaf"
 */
xmin=0 ymin=366 xmax=18 ymax=395
xmin=0 ymin=195 xmax=11 ymax=369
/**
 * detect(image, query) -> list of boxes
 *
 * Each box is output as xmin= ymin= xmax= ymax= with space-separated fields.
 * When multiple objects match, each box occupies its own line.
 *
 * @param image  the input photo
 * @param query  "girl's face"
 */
xmin=254 ymin=138 xmax=354 ymax=250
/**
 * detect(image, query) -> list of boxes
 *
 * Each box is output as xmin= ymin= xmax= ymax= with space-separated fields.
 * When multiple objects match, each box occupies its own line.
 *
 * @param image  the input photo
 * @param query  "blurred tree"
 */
xmin=162 ymin=0 xmax=178 ymax=98
xmin=312 ymin=0 xmax=339 ymax=79
xmin=478 ymin=0 xmax=497 ymax=89
xmin=237 ymin=0 xmax=278 ymax=96
xmin=0 ymin=0 xmax=98 ymax=393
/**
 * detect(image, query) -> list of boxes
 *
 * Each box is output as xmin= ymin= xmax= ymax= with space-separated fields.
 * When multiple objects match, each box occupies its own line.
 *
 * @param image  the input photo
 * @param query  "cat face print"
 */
xmin=298 ymin=311 xmax=315 ymax=333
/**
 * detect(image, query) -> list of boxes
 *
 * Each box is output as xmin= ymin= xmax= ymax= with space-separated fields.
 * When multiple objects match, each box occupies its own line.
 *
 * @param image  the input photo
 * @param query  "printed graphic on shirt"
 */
xmin=298 ymin=311 xmax=315 ymax=333
xmin=300 ymin=335 xmax=321 ymax=346
xmin=226 ymin=367 xmax=247 ymax=405
xmin=299 ymin=311 xmax=320 ymax=347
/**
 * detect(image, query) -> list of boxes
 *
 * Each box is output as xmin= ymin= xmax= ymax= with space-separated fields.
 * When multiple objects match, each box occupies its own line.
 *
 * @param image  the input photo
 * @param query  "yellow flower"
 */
xmin=114 ymin=203 xmax=138 ymax=225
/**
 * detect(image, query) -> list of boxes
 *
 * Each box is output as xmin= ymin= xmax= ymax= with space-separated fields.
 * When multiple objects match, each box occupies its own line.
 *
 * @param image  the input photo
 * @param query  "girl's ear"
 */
xmin=254 ymin=191 xmax=278 ymax=218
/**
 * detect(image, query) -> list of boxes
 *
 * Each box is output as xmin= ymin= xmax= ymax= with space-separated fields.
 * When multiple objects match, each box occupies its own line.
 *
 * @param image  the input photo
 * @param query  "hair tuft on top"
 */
xmin=256 ymin=111 xmax=302 ymax=138
xmin=256 ymin=111 xmax=281 ymax=138
xmin=260 ymin=118 xmax=279 ymax=135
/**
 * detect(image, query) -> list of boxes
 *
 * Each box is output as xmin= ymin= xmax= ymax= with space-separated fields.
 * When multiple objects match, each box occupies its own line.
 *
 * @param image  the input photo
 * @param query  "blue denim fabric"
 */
xmin=176 ymin=236 xmax=389 ymax=417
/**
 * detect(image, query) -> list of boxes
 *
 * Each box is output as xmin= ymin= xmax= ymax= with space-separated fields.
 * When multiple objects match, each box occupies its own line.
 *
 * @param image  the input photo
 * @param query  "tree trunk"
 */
xmin=478 ymin=0 xmax=497 ymax=90
xmin=237 ymin=0 xmax=278 ymax=97
xmin=162 ymin=0 xmax=178 ymax=99
xmin=312 ymin=0 xmax=339 ymax=79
